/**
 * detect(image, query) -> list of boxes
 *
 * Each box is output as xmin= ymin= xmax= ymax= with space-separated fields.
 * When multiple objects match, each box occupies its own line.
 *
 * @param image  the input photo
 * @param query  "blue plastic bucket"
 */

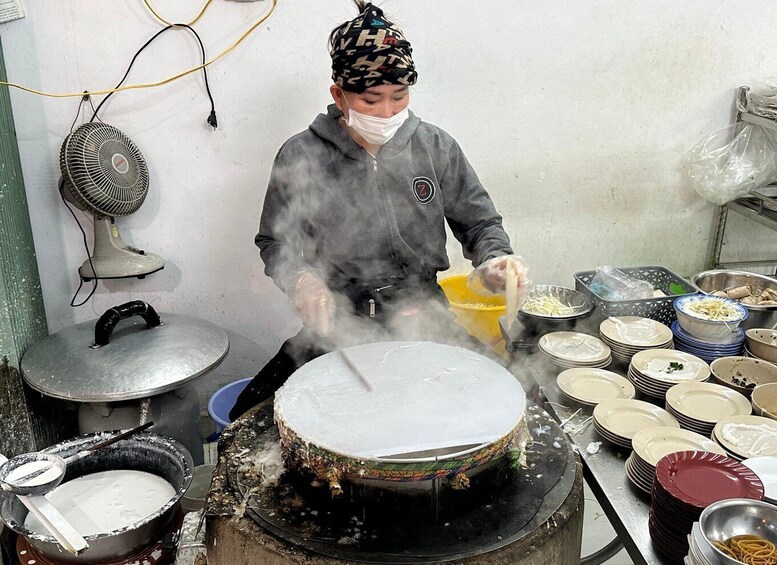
xmin=208 ymin=378 xmax=252 ymax=434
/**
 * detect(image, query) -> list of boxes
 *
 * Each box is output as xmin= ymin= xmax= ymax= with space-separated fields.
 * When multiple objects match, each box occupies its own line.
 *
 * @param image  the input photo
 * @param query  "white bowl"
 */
xmin=674 ymin=296 xmax=748 ymax=341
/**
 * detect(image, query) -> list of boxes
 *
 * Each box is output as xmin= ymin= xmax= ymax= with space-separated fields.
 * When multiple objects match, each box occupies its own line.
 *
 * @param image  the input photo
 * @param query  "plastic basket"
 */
xmin=574 ymin=266 xmax=698 ymax=326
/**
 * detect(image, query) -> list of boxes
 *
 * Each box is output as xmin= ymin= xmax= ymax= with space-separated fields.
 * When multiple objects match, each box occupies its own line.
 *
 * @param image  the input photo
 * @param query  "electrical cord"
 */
xmin=60 ymin=180 xmax=99 ymax=307
xmin=0 ymin=0 xmax=278 ymax=99
xmin=90 ymin=23 xmax=217 ymax=128
xmin=143 ymin=0 xmax=213 ymax=27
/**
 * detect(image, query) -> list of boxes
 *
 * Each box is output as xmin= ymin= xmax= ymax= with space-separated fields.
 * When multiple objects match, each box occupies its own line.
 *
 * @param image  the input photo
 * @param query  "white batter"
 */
xmin=24 ymin=470 xmax=176 ymax=536
xmin=5 ymin=459 xmax=63 ymax=487
xmin=275 ymin=341 xmax=527 ymax=459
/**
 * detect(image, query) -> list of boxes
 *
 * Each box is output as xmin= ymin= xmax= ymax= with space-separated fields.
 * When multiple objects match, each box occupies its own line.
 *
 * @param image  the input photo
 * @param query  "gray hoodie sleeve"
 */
xmin=255 ymin=150 xmax=311 ymax=293
xmin=441 ymin=140 xmax=514 ymax=266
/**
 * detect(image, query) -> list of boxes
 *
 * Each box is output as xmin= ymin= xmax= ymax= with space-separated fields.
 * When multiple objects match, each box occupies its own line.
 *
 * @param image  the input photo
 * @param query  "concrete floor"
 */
xmin=582 ymin=481 xmax=634 ymax=565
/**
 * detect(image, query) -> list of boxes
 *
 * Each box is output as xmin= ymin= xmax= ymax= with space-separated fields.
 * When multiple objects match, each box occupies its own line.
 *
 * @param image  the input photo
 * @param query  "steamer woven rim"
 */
xmin=277 ymin=414 xmax=531 ymax=495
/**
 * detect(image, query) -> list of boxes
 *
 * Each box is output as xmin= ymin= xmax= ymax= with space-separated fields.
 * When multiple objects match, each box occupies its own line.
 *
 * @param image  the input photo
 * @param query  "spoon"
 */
xmin=0 ymin=421 xmax=153 ymax=496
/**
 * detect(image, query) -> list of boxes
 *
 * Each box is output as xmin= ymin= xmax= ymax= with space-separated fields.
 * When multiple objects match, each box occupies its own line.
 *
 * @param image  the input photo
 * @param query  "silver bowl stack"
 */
xmin=686 ymin=498 xmax=777 ymax=564
xmin=516 ymin=285 xmax=594 ymax=334
xmin=693 ymin=270 xmax=777 ymax=330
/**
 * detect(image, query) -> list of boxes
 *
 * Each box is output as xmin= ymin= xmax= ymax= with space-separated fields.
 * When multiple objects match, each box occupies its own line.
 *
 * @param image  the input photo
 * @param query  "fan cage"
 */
xmin=59 ymin=123 xmax=150 ymax=217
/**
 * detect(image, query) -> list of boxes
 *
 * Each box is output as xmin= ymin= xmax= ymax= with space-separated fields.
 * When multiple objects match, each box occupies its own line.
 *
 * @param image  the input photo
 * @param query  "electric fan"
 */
xmin=59 ymin=122 xmax=164 ymax=280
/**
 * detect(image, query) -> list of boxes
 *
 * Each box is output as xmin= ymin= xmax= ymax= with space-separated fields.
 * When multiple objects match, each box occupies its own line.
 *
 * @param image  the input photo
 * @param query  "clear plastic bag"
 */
xmin=688 ymin=123 xmax=777 ymax=205
xmin=588 ymin=266 xmax=654 ymax=301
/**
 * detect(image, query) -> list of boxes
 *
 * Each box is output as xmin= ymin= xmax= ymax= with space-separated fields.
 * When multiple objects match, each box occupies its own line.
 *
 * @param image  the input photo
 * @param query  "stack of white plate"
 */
xmin=593 ymin=399 xmax=679 ymax=449
xmin=538 ymin=331 xmax=612 ymax=369
xmin=712 ymin=415 xmax=777 ymax=461
xmin=665 ymin=382 xmax=752 ymax=437
xmin=599 ymin=316 xmax=674 ymax=365
xmin=742 ymin=456 xmax=777 ymax=503
xmin=627 ymin=350 xmax=710 ymax=399
xmin=556 ymin=368 xmax=636 ymax=406
xmin=626 ymin=426 xmax=726 ymax=494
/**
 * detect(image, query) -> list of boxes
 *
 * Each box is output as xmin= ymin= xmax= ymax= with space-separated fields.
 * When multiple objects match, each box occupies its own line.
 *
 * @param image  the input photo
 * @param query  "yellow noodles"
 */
xmin=713 ymin=534 xmax=777 ymax=565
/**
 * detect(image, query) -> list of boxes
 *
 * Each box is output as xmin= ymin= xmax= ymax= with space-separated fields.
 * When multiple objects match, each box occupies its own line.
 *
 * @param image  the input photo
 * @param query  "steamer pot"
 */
xmin=0 ymin=432 xmax=192 ymax=564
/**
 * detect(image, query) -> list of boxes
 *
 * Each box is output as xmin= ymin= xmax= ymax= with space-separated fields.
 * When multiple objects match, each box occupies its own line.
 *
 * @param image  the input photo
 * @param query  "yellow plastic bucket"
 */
xmin=439 ymin=275 xmax=506 ymax=346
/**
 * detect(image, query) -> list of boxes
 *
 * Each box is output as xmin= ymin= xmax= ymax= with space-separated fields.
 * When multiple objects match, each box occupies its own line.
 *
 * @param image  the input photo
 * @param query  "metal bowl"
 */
xmin=1 ymin=432 xmax=193 ymax=564
xmin=693 ymin=270 xmax=777 ymax=330
xmin=699 ymin=498 xmax=777 ymax=565
xmin=517 ymin=285 xmax=593 ymax=335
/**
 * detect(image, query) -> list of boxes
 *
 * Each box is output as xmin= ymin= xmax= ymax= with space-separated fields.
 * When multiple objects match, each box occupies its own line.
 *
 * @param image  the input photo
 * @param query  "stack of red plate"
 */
xmin=650 ymin=450 xmax=764 ymax=562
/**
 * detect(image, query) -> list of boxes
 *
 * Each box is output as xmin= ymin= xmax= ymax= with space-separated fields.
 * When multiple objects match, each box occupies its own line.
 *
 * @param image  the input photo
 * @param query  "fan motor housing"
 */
xmin=60 ymin=122 xmax=150 ymax=217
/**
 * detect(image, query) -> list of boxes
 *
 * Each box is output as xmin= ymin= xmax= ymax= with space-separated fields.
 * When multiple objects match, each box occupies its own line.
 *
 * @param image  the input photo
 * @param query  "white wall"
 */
xmin=3 ymin=1 xmax=777 ymax=393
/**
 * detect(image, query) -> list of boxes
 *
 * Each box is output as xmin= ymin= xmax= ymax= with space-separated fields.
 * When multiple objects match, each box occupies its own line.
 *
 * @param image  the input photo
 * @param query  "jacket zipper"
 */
xmin=373 ymin=159 xmax=377 ymax=172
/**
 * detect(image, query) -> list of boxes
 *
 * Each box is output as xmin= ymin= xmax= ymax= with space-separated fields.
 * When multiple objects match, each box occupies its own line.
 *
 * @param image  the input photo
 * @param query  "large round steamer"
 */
xmin=1 ymin=432 xmax=192 ymax=564
xmin=273 ymin=341 xmax=530 ymax=519
xmin=20 ymin=302 xmax=229 ymax=465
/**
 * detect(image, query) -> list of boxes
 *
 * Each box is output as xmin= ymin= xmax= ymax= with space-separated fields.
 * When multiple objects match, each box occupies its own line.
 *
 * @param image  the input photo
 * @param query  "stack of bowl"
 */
xmin=745 ymin=327 xmax=777 ymax=363
xmin=672 ymin=295 xmax=748 ymax=363
xmin=516 ymin=285 xmax=594 ymax=335
xmin=693 ymin=269 xmax=777 ymax=330
xmin=709 ymin=356 xmax=777 ymax=398
xmin=692 ymin=499 xmax=777 ymax=565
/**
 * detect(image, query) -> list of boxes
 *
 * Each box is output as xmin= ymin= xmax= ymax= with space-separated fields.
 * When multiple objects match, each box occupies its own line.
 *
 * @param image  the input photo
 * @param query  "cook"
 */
xmin=231 ymin=1 xmax=528 ymax=420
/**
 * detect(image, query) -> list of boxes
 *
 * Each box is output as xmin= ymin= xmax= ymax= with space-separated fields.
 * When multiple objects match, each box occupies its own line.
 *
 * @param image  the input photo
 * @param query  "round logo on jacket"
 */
xmin=412 ymin=176 xmax=435 ymax=204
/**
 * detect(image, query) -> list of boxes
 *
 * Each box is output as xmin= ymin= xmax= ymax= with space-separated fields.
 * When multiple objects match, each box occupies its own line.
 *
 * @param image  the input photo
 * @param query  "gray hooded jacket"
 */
xmin=256 ymin=105 xmax=513 ymax=293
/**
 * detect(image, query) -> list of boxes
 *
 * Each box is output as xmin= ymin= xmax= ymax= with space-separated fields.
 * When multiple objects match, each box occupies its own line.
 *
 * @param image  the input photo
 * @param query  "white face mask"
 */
xmin=342 ymin=94 xmax=409 ymax=146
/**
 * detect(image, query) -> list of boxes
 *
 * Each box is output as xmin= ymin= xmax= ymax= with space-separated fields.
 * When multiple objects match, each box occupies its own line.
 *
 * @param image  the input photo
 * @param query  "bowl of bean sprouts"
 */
xmin=673 ymin=295 xmax=748 ymax=341
xmin=517 ymin=285 xmax=593 ymax=334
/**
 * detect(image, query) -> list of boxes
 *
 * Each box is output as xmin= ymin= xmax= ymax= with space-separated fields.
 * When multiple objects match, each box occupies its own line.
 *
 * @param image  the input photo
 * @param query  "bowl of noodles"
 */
xmin=700 ymin=498 xmax=777 ymax=565
xmin=517 ymin=285 xmax=593 ymax=334
xmin=674 ymin=295 xmax=749 ymax=341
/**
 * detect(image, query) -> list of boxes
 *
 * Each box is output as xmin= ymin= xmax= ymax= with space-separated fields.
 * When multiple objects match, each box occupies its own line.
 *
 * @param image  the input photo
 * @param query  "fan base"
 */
xmin=79 ymin=253 xmax=164 ymax=281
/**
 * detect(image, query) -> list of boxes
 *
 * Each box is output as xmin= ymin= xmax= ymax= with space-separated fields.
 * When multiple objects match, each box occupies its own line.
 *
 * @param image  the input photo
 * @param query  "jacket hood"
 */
xmin=308 ymin=104 xmax=421 ymax=159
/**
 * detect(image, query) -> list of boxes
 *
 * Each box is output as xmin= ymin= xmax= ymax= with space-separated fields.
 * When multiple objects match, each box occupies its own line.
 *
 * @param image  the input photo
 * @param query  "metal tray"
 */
xmin=574 ymin=266 xmax=697 ymax=326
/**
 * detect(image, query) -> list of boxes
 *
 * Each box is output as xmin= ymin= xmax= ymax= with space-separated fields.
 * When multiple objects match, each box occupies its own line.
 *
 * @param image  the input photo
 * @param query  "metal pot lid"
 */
xmin=21 ymin=305 xmax=229 ymax=402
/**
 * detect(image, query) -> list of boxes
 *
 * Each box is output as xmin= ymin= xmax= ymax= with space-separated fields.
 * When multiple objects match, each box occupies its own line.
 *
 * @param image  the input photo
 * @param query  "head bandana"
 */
xmin=330 ymin=3 xmax=417 ymax=93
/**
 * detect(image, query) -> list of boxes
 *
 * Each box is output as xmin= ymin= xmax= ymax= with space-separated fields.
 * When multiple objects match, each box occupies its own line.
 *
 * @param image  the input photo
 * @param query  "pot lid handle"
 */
xmin=91 ymin=301 xmax=162 ymax=348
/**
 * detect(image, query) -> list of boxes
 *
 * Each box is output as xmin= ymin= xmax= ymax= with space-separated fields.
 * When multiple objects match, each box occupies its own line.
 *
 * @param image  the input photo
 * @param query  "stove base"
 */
xmin=205 ymin=401 xmax=584 ymax=564
xmin=209 ymin=464 xmax=582 ymax=564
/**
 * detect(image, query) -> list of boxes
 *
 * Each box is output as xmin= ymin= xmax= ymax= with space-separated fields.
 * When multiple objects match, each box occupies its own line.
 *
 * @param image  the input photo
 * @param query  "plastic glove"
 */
xmin=291 ymin=270 xmax=335 ymax=336
xmin=468 ymin=255 xmax=531 ymax=299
